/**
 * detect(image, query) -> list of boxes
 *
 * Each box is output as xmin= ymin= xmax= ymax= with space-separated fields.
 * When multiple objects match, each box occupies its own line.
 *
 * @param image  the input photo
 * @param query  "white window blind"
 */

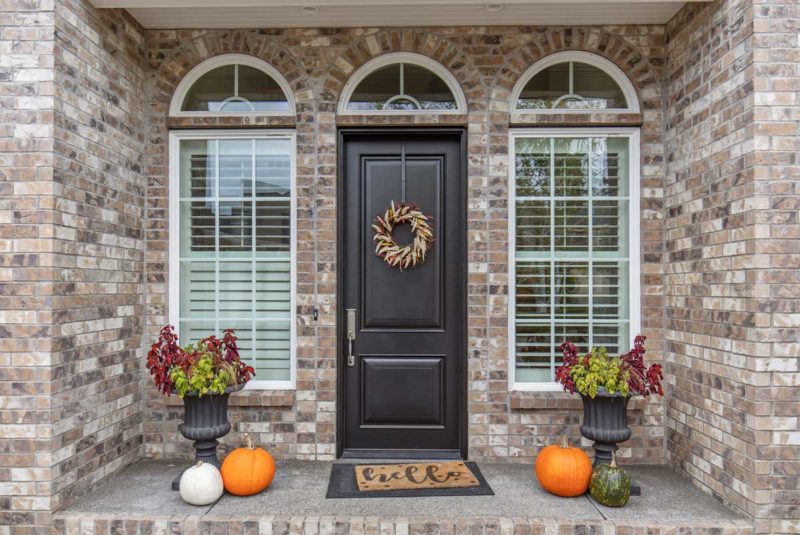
xmin=173 ymin=134 xmax=295 ymax=386
xmin=511 ymin=134 xmax=637 ymax=386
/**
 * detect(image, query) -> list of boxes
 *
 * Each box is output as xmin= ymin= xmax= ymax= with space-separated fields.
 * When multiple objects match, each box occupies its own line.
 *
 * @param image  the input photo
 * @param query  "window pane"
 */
xmin=180 ymin=201 xmax=215 ymax=256
xmin=516 ymin=61 xmax=628 ymax=110
xmin=180 ymin=261 xmax=215 ymax=319
xmin=255 ymin=320 xmax=291 ymax=381
xmin=255 ymin=262 xmax=291 ymax=318
xmin=592 ymin=138 xmax=628 ymax=196
xmin=554 ymin=262 xmax=589 ymax=319
xmin=255 ymin=200 xmax=291 ymax=252
xmin=347 ymin=63 xmax=457 ymax=111
xmin=514 ymin=138 xmax=550 ymax=196
xmin=554 ymin=200 xmax=589 ymax=251
xmin=517 ymin=62 xmax=570 ymax=110
xmin=554 ymin=138 xmax=591 ymax=196
xmin=182 ymin=65 xmax=235 ymax=112
xmin=593 ymin=200 xmax=628 ymax=254
xmin=237 ymin=65 xmax=290 ymax=112
xmin=255 ymin=139 xmax=291 ymax=197
xmin=403 ymin=64 xmax=457 ymax=110
xmin=593 ymin=262 xmax=629 ymax=320
xmin=178 ymin=137 xmax=293 ymax=384
xmin=513 ymin=135 xmax=632 ymax=385
xmin=571 ymin=62 xmax=626 ymax=109
xmin=348 ymin=64 xmax=401 ymax=111
xmin=515 ymin=262 xmax=551 ymax=320
xmin=182 ymin=63 xmax=291 ymax=113
xmin=180 ymin=140 xmax=216 ymax=198
xmin=514 ymin=323 xmax=552 ymax=383
xmin=218 ymin=261 xmax=254 ymax=318
xmin=515 ymin=201 xmax=550 ymax=253
xmin=218 ymin=200 xmax=252 ymax=253
xmin=219 ymin=140 xmax=253 ymax=197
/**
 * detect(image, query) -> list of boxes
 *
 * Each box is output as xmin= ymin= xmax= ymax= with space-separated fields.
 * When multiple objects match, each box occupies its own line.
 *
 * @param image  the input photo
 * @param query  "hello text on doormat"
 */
xmin=354 ymin=461 xmax=480 ymax=491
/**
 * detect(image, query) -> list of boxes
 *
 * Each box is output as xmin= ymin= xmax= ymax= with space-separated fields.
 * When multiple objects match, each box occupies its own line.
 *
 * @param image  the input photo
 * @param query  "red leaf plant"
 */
xmin=555 ymin=335 xmax=664 ymax=397
xmin=146 ymin=325 xmax=255 ymax=396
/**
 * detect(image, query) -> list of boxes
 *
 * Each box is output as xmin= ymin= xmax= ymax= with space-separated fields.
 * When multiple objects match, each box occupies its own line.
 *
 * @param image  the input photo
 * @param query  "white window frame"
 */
xmin=510 ymin=51 xmax=640 ymax=114
xmin=508 ymin=127 xmax=641 ymax=392
xmin=169 ymin=54 xmax=296 ymax=118
xmin=168 ymin=129 xmax=297 ymax=390
xmin=338 ymin=52 xmax=467 ymax=115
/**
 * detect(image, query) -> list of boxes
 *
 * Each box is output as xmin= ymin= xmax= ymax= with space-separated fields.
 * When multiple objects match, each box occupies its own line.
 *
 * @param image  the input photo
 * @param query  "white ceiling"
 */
xmin=90 ymin=0 xmax=707 ymax=29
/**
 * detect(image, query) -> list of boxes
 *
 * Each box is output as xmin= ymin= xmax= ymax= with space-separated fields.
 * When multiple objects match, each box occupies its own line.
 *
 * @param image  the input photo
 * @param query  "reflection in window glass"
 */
xmin=513 ymin=136 xmax=631 ymax=384
xmin=181 ymin=63 xmax=291 ymax=113
xmin=347 ymin=63 xmax=457 ymax=111
xmin=517 ymin=61 xmax=627 ymax=110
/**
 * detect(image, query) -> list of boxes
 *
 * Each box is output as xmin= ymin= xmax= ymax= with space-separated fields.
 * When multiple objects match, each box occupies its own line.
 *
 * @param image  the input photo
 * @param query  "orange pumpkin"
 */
xmin=220 ymin=433 xmax=276 ymax=496
xmin=534 ymin=435 xmax=592 ymax=497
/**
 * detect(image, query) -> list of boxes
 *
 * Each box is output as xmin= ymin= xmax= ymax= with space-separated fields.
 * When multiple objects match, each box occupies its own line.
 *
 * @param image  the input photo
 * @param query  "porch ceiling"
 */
xmin=91 ymin=0 xmax=710 ymax=29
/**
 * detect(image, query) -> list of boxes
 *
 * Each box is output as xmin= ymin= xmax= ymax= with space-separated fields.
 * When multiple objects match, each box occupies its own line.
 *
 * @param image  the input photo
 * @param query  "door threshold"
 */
xmin=340 ymin=449 xmax=463 ymax=461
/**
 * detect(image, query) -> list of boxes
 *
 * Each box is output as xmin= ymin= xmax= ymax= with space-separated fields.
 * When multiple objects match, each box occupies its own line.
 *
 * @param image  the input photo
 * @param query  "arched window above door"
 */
xmin=511 ymin=52 xmax=639 ymax=113
xmin=170 ymin=54 xmax=295 ymax=116
xmin=338 ymin=53 xmax=467 ymax=114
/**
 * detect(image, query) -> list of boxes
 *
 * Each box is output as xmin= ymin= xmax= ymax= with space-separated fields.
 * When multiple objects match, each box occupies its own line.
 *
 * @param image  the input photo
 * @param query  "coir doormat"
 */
xmin=326 ymin=461 xmax=494 ymax=498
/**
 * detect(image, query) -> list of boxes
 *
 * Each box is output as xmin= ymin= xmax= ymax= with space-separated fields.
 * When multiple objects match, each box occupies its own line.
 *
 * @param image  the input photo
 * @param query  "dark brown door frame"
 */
xmin=335 ymin=127 xmax=468 ymax=459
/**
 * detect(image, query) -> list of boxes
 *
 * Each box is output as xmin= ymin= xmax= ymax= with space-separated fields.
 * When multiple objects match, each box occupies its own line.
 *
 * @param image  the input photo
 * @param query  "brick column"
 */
xmin=0 ymin=1 xmax=57 ymax=532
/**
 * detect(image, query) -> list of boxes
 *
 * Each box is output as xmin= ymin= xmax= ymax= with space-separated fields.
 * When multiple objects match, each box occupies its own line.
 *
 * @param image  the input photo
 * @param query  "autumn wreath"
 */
xmin=372 ymin=201 xmax=434 ymax=270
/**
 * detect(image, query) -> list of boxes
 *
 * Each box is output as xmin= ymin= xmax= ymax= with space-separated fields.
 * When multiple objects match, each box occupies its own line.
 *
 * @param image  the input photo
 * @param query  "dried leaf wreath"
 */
xmin=372 ymin=201 xmax=434 ymax=270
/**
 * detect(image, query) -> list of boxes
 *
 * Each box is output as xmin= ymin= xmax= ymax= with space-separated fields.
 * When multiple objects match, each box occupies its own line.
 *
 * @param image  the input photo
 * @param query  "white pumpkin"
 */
xmin=179 ymin=461 xmax=224 ymax=505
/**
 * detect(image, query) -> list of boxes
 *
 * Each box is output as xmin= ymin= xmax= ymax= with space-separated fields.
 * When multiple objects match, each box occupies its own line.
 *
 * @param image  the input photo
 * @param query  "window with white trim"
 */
xmin=170 ymin=54 xmax=295 ymax=117
xmin=170 ymin=132 xmax=296 ymax=388
xmin=338 ymin=52 xmax=467 ymax=114
xmin=510 ymin=129 xmax=640 ymax=389
xmin=511 ymin=51 xmax=639 ymax=113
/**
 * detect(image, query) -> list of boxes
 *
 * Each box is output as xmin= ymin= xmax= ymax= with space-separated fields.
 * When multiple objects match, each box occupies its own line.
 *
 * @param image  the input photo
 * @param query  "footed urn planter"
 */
xmin=579 ymin=389 xmax=631 ymax=467
xmin=171 ymin=383 xmax=243 ymax=490
xmin=579 ymin=388 xmax=641 ymax=496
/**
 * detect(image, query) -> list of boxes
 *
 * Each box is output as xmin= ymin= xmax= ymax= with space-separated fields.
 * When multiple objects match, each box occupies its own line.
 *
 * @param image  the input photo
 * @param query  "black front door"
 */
xmin=338 ymin=129 xmax=466 ymax=458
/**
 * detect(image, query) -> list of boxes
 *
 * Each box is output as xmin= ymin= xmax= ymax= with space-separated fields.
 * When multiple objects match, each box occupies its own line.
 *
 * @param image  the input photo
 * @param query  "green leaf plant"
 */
xmin=568 ymin=346 xmax=630 ymax=398
xmin=147 ymin=326 xmax=255 ymax=398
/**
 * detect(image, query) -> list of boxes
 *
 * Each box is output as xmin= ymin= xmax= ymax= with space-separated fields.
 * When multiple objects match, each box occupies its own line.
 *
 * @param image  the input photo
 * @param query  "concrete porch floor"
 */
xmin=54 ymin=460 xmax=753 ymax=534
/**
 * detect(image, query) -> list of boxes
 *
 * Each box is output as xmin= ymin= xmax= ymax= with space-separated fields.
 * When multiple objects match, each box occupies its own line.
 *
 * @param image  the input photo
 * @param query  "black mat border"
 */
xmin=326 ymin=461 xmax=494 ymax=499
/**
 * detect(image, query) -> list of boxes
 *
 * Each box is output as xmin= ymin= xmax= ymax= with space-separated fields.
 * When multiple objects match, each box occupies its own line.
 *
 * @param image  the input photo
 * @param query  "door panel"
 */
xmin=339 ymin=130 xmax=465 ymax=457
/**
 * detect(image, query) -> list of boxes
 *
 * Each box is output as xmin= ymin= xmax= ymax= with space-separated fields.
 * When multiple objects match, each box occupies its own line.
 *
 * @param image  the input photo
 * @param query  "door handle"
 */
xmin=346 ymin=308 xmax=356 ymax=367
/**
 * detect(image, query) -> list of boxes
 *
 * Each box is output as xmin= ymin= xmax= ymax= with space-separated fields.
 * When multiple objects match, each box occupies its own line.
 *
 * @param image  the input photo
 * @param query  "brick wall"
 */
xmin=0 ymin=1 xmax=56 ymax=532
xmin=665 ymin=0 xmax=800 ymax=533
xmin=0 ymin=0 xmax=146 ymax=532
xmin=50 ymin=0 xmax=146 ymax=510
xmin=750 ymin=2 xmax=800 ymax=533
xmin=142 ymin=25 xmax=668 ymax=465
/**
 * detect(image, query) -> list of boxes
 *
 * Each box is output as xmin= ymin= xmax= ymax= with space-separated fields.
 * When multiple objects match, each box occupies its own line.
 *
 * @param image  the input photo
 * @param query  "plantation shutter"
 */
xmin=513 ymin=136 xmax=631 ymax=384
xmin=178 ymin=137 xmax=293 ymax=383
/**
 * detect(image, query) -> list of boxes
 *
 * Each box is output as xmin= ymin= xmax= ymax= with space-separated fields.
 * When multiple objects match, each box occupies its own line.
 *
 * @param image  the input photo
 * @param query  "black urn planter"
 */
xmin=579 ymin=389 xmax=631 ymax=467
xmin=171 ymin=383 xmax=243 ymax=490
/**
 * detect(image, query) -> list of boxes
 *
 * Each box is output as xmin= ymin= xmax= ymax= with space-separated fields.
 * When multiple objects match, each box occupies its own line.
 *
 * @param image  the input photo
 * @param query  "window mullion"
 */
xmin=588 ymin=140 xmax=594 ymax=352
xmin=214 ymin=139 xmax=220 ymax=338
xmin=251 ymin=139 xmax=257 ymax=372
xmin=549 ymin=137 xmax=556 ymax=379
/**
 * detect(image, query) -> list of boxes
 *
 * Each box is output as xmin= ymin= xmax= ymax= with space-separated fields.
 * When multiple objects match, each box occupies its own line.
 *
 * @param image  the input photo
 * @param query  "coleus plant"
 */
xmin=146 ymin=325 xmax=255 ymax=397
xmin=555 ymin=335 xmax=664 ymax=398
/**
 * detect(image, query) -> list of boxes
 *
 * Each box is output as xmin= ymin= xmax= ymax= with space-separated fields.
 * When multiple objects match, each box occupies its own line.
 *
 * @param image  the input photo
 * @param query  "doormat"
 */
xmin=326 ymin=461 xmax=494 ymax=498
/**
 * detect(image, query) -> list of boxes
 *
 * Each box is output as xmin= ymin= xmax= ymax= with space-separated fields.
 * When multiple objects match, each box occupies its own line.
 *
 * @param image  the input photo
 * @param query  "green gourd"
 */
xmin=589 ymin=451 xmax=630 ymax=507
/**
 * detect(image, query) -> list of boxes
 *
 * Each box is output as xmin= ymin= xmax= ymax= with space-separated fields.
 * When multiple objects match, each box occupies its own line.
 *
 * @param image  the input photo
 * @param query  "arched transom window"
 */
xmin=170 ymin=54 xmax=295 ymax=116
xmin=512 ymin=52 xmax=639 ymax=113
xmin=339 ymin=53 xmax=467 ymax=114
